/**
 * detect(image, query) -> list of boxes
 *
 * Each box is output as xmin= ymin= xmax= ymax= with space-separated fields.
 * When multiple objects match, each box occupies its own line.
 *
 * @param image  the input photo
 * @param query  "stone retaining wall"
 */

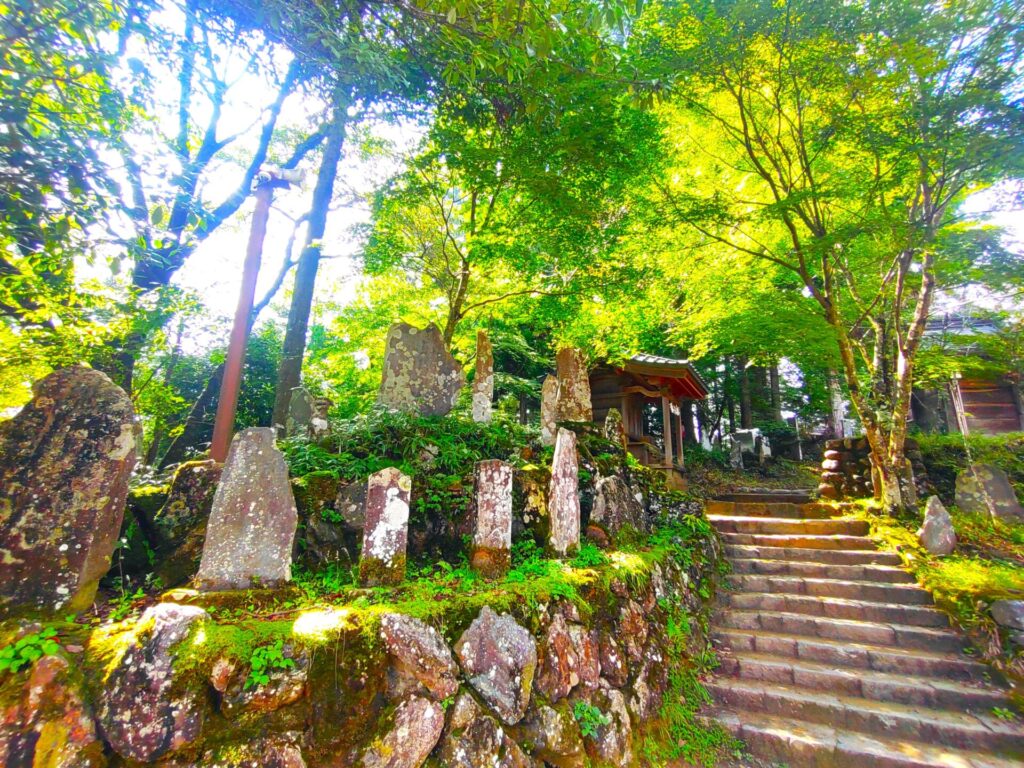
xmin=818 ymin=436 xmax=928 ymax=500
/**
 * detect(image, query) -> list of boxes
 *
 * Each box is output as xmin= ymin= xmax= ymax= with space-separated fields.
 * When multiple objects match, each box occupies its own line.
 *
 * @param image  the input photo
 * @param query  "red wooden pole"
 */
xmin=209 ymin=180 xmax=275 ymax=462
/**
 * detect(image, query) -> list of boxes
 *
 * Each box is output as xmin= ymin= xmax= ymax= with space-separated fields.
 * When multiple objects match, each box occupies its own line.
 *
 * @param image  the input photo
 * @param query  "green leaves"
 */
xmin=244 ymin=639 xmax=296 ymax=689
xmin=0 ymin=628 xmax=61 ymax=674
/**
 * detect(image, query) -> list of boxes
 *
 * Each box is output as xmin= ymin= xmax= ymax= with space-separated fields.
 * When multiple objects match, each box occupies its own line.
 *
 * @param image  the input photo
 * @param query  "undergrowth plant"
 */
xmin=245 ymin=639 xmax=295 ymax=689
xmin=0 ymin=627 xmax=60 ymax=674
xmin=573 ymin=700 xmax=611 ymax=737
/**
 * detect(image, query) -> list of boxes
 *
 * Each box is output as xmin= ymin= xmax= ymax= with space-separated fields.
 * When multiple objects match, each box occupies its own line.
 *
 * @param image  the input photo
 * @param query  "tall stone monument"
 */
xmin=472 ymin=329 xmax=494 ymax=424
xmin=286 ymin=386 xmax=329 ymax=438
xmin=378 ymin=322 xmax=464 ymax=416
xmin=555 ymin=347 xmax=592 ymax=422
xmin=0 ymin=367 xmax=136 ymax=613
xmin=359 ymin=467 xmax=412 ymax=586
xmin=196 ymin=428 xmax=298 ymax=590
xmin=470 ymin=460 xmax=513 ymax=578
xmin=548 ymin=427 xmax=581 ymax=556
xmin=540 ymin=375 xmax=559 ymax=446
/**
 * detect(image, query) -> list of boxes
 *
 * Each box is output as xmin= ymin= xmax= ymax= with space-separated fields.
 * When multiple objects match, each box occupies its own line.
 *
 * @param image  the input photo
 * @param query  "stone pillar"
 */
xmin=196 ymin=428 xmax=298 ymax=591
xmin=286 ymin=386 xmax=316 ymax=438
xmin=358 ymin=467 xmax=412 ymax=586
xmin=0 ymin=366 xmax=136 ymax=614
xmin=603 ymin=408 xmax=627 ymax=451
xmin=555 ymin=348 xmax=592 ymax=422
xmin=548 ymin=428 xmax=581 ymax=556
xmin=470 ymin=460 xmax=513 ymax=578
xmin=378 ymin=322 xmax=465 ymax=416
xmin=472 ymin=330 xmax=494 ymax=424
xmin=540 ymin=375 xmax=559 ymax=446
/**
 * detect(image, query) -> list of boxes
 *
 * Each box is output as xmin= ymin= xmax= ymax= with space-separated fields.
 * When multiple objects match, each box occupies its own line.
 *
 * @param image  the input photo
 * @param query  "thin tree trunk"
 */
xmin=159 ymin=363 xmax=224 ymax=468
xmin=769 ymin=364 xmax=783 ymax=422
xmin=739 ymin=359 xmax=753 ymax=429
xmin=271 ymin=103 xmax=348 ymax=432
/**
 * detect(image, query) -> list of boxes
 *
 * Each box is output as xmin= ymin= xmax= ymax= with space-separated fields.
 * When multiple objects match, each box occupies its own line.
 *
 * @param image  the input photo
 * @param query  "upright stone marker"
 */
xmin=540 ymin=375 xmax=559 ymax=446
xmin=472 ymin=329 xmax=494 ymax=424
xmin=0 ymin=367 xmax=136 ymax=613
xmin=378 ymin=322 xmax=464 ymax=416
xmin=359 ymin=467 xmax=412 ymax=586
xmin=917 ymin=496 xmax=956 ymax=555
xmin=286 ymin=386 xmax=314 ymax=438
xmin=471 ymin=460 xmax=513 ymax=578
xmin=603 ymin=408 xmax=627 ymax=451
xmin=555 ymin=347 xmax=592 ymax=422
xmin=956 ymin=464 xmax=1024 ymax=521
xmin=196 ymin=428 xmax=297 ymax=591
xmin=548 ymin=428 xmax=581 ymax=556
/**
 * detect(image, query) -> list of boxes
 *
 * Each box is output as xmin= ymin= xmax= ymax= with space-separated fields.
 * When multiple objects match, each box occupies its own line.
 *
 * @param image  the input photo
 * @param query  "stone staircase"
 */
xmin=704 ymin=491 xmax=1024 ymax=767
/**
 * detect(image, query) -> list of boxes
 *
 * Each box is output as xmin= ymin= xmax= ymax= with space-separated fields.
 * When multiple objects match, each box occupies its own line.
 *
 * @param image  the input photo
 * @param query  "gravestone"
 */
xmin=917 ymin=496 xmax=956 ymax=555
xmin=472 ymin=329 xmax=494 ymax=424
xmin=358 ymin=467 xmax=412 ymax=586
xmin=470 ymin=460 xmax=513 ymax=578
xmin=378 ymin=322 xmax=464 ymax=416
xmin=555 ymin=347 xmax=592 ymax=422
xmin=0 ymin=366 xmax=136 ymax=614
xmin=540 ymin=375 xmax=559 ymax=446
xmin=955 ymin=464 xmax=1024 ymax=521
xmin=195 ymin=428 xmax=298 ymax=591
xmin=286 ymin=386 xmax=329 ymax=438
xmin=728 ymin=438 xmax=743 ymax=469
xmin=548 ymin=427 xmax=581 ymax=556
xmin=589 ymin=475 xmax=646 ymax=541
xmin=603 ymin=408 xmax=627 ymax=451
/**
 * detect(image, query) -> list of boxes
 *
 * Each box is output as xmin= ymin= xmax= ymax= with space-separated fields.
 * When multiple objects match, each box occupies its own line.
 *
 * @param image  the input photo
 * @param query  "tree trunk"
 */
xmin=739 ymin=360 xmax=753 ymax=429
xmin=827 ymin=370 xmax=845 ymax=438
xmin=271 ymin=104 xmax=348 ymax=432
xmin=769 ymin=364 xmax=783 ymax=422
xmin=159 ymin=363 xmax=224 ymax=468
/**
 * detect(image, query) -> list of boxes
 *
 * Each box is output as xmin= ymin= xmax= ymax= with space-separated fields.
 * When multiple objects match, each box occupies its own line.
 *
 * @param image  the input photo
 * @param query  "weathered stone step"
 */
xmin=717 ymin=651 xmax=1009 ymax=710
xmin=715 ymin=490 xmax=815 ymax=504
xmin=717 ymin=609 xmax=967 ymax=652
xmin=725 ymin=543 xmax=903 ymax=566
xmin=713 ymin=628 xmax=989 ymax=682
xmin=706 ymin=679 xmax=1024 ymax=753
xmin=729 ymin=557 xmax=916 ymax=583
xmin=721 ymin=532 xmax=877 ymax=550
xmin=706 ymin=500 xmax=837 ymax=519
xmin=711 ymin=516 xmax=870 ymax=536
xmin=726 ymin=574 xmax=934 ymax=605
xmin=708 ymin=708 xmax=1024 ymax=768
xmin=724 ymin=592 xmax=949 ymax=627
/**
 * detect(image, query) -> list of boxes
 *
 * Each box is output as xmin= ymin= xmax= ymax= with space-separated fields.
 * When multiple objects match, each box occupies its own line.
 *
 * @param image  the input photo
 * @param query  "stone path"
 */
xmin=705 ymin=490 xmax=1024 ymax=767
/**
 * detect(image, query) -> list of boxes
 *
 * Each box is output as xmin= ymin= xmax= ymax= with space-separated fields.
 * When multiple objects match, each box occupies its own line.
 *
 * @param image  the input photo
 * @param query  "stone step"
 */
xmin=708 ymin=708 xmax=1024 ymax=768
xmin=723 ymin=592 xmax=949 ymax=627
xmin=716 ymin=651 xmax=1010 ymax=710
xmin=706 ymin=500 xmax=837 ymax=519
xmin=710 ymin=516 xmax=870 ymax=536
xmin=715 ymin=490 xmax=815 ymax=504
xmin=729 ymin=557 xmax=916 ymax=583
xmin=706 ymin=679 xmax=1024 ymax=753
xmin=713 ymin=628 xmax=990 ymax=682
xmin=717 ymin=609 xmax=967 ymax=652
xmin=721 ymin=532 xmax=878 ymax=549
xmin=725 ymin=543 xmax=903 ymax=566
xmin=726 ymin=574 xmax=934 ymax=605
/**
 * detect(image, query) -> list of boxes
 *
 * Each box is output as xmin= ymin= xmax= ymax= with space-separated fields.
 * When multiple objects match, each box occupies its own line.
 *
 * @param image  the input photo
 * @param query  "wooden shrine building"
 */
xmin=589 ymin=355 xmax=709 ymax=482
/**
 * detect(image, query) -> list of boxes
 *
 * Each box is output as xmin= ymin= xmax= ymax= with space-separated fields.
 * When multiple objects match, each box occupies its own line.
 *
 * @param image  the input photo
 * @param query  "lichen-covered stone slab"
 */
xmin=955 ymin=463 xmax=1023 ymax=521
xmin=548 ymin=428 xmax=581 ymax=557
xmin=98 ymin=603 xmax=208 ymax=762
xmin=378 ymin=322 xmax=464 ymax=417
xmin=454 ymin=606 xmax=537 ymax=725
xmin=358 ymin=468 xmax=412 ymax=586
xmin=518 ymin=701 xmax=585 ymax=768
xmin=471 ymin=329 xmax=494 ymax=424
xmin=286 ymin=386 xmax=325 ymax=438
xmin=603 ymin=408 xmax=627 ymax=450
xmin=0 ymin=366 xmax=136 ymax=614
xmin=917 ymin=496 xmax=956 ymax=555
xmin=195 ymin=428 xmax=297 ymax=591
xmin=589 ymin=474 xmax=646 ymax=541
xmin=362 ymin=695 xmax=444 ymax=768
xmin=555 ymin=348 xmax=592 ymax=422
xmin=540 ymin=375 xmax=559 ymax=446
xmin=380 ymin=613 xmax=459 ymax=701
xmin=471 ymin=459 xmax=513 ymax=578
xmin=153 ymin=460 xmax=222 ymax=548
